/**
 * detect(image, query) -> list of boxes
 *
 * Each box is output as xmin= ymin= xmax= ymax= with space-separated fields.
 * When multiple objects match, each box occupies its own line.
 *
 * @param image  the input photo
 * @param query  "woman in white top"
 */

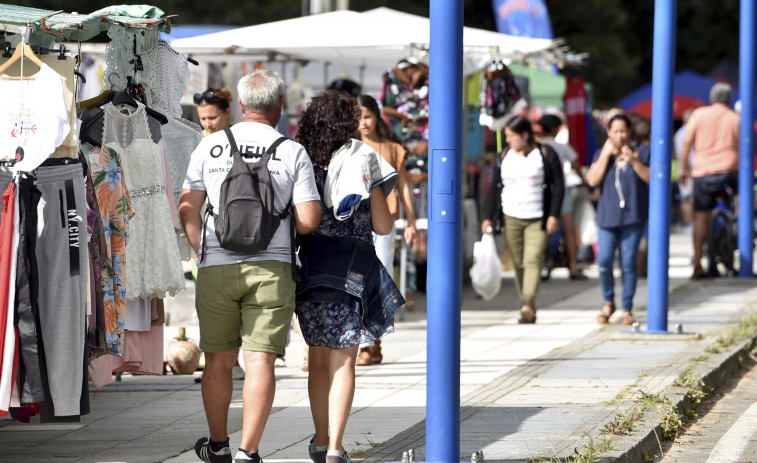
xmin=481 ymin=115 xmax=564 ymax=323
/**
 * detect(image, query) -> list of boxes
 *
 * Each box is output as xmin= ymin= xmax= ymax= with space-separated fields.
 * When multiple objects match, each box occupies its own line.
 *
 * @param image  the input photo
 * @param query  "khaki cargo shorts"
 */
xmin=195 ymin=260 xmax=295 ymax=356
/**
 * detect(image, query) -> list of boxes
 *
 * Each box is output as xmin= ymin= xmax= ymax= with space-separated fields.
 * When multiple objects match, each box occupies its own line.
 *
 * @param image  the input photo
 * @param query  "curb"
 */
xmin=612 ymin=334 xmax=757 ymax=463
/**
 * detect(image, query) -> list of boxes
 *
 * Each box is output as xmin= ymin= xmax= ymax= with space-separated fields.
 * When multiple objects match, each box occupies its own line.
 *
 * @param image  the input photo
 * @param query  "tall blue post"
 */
xmin=738 ymin=0 xmax=755 ymax=278
xmin=646 ymin=0 xmax=677 ymax=333
xmin=427 ymin=1 xmax=463 ymax=462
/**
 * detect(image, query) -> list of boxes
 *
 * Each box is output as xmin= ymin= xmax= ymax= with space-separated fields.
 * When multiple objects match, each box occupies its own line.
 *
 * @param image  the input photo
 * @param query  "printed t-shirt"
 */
xmin=183 ymin=121 xmax=320 ymax=268
xmin=500 ymin=148 xmax=544 ymax=220
xmin=0 ymin=56 xmax=78 ymax=160
xmin=0 ymin=63 xmax=69 ymax=173
xmin=594 ymin=144 xmax=650 ymax=229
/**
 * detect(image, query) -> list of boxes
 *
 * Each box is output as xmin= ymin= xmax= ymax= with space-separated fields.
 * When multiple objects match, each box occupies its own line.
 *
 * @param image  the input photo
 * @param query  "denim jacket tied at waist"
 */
xmin=296 ymin=234 xmax=405 ymax=338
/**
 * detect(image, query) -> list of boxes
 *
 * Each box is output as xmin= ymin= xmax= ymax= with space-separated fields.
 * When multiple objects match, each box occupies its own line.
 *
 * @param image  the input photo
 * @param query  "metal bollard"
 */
xmin=402 ymin=451 xmax=409 ymax=463
xmin=408 ymin=448 xmax=415 ymax=463
xmin=674 ymin=323 xmax=684 ymax=333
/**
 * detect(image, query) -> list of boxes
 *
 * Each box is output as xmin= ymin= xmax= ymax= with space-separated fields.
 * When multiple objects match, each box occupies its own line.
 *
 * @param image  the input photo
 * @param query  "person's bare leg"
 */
xmin=693 ymin=210 xmax=710 ymax=269
xmin=327 ymin=345 xmax=359 ymax=452
xmin=561 ymin=213 xmax=580 ymax=274
xmin=239 ymin=350 xmax=277 ymax=452
xmin=679 ymin=200 xmax=693 ymax=227
xmin=308 ymin=346 xmax=331 ymax=447
xmin=293 ymin=314 xmax=309 ymax=371
xmin=202 ymin=349 xmax=239 ymax=442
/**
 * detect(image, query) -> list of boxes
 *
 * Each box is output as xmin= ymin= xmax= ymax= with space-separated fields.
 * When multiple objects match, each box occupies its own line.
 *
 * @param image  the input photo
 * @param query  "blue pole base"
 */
xmin=621 ymin=329 xmax=699 ymax=336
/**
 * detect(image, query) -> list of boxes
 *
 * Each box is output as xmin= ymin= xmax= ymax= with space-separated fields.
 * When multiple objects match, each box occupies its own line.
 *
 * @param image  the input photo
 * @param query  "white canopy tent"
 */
xmin=170 ymin=7 xmax=555 ymax=70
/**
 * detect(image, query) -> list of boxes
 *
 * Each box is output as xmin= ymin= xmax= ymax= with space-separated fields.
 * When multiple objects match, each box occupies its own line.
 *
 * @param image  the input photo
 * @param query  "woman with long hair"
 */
xmin=481 ymin=115 xmax=564 ymax=323
xmin=296 ymin=90 xmax=403 ymax=463
xmin=354 ymin=94 xmax=416 ymax=366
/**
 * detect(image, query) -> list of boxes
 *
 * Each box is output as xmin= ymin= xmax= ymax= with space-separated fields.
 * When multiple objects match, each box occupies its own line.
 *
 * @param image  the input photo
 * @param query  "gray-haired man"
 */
xmin=180 ymin=70 xmax=322 ymax=463
xmin=679 ymin=83 xmax=740 ymax=279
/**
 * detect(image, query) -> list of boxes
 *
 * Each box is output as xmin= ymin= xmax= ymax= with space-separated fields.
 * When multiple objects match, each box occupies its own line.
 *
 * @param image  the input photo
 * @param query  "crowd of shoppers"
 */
xmin=178 ymin=60 xmax=742 ymax=463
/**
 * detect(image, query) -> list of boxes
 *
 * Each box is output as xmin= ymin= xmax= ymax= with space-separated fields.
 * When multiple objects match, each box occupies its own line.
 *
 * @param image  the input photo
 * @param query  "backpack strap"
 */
xmin=224 ymin=128 xmax=241 ymax=156
xmin=288 ymin=202 xmax=298 ymax=282
xmin=266 ymin=136 xmax=288 ymax=156
xmin=200 ymin=130 xmax=239 ymax=262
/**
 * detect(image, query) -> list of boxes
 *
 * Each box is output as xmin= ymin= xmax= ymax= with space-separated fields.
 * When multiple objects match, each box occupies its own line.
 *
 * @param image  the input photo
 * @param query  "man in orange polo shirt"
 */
xmin=679 ymin=83 xmax=739 ymax=279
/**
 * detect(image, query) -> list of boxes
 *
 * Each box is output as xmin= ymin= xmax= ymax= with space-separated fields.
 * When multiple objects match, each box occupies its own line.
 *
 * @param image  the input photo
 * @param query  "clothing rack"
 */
xmin=1 ymin=42 xmax=86 ymax=83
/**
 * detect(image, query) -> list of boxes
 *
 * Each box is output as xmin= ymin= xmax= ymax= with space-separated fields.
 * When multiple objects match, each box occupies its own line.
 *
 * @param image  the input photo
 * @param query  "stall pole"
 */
xmin=738 ymin=0 xmax=755 ymax=278
xmin=646 ymin=0 xmax=677 ymax=332
xmin=426 ymin=0 xmax=463 ymax=462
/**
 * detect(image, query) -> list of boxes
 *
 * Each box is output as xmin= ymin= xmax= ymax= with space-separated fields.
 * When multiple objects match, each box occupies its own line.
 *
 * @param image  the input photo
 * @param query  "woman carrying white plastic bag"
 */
xmin=470 ymin=232 xmax=502 ymax=301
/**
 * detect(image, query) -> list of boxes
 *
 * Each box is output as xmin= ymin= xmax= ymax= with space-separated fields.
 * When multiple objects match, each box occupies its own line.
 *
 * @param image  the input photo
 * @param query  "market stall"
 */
xmin=0 ymin=3 xmax=200 ymax=422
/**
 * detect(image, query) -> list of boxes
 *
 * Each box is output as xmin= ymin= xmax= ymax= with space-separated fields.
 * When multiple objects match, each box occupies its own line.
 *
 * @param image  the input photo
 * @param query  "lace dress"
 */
xmin=296 ymin=165 xmax=391 ymax=349
xmin=102 ymin=103 xmax=185 ymax=300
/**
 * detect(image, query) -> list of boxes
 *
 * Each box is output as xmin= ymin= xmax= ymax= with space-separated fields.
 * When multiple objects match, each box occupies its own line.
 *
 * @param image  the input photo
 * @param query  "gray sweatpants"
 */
xmin=32 ymin=164 xmax=87 ymax=416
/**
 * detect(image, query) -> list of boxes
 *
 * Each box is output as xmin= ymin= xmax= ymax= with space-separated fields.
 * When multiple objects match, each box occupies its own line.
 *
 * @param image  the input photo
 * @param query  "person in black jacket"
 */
xmin=481 ymin=115 xmax=564 ymax=323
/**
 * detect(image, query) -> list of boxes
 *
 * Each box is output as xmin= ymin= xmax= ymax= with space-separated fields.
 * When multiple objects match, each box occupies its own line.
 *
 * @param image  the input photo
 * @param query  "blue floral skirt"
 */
xmin=296 ymin=301 xmax=389 ymax=349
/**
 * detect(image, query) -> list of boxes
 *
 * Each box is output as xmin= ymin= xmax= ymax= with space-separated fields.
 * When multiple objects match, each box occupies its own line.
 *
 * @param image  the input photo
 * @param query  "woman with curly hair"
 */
xmin=296 ymin=90 xmax=404 ymax=463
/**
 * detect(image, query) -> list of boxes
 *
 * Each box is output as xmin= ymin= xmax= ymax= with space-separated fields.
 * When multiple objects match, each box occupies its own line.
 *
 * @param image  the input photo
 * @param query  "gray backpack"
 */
xmin=202 ymin=129 xmax=295 ymax=275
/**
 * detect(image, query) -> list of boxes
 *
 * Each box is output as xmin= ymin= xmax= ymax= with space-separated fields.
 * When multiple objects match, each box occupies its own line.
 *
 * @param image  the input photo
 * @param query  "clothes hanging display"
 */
xmin=379 ymin=64 xmax=429 ymax=152
xmin=0 ymin=63 xmax=70 ymax=172
xmin=90 ymin=143 xmax=130 ymax=356
xmin=141 ymin=39 xmax=190 ymax=119
xmin=0 ymin=54 xmax=80 ymax=161
xmin=160 ymin=115 xmax=203 ymax=217
xmin=0 ymin=181 xmax=17 ymax=416
xmin=479 ymin=60 xmax=526 ymax=130
xmin=101 ymin=102 xmax=184 ymax=300
xmin=0 ymin=4 xmax=195 ymax=415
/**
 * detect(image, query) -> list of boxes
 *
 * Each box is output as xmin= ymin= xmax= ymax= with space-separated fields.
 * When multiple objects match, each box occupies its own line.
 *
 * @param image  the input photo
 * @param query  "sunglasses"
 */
xmin=193 ymin=91 xmax=217 ymax=105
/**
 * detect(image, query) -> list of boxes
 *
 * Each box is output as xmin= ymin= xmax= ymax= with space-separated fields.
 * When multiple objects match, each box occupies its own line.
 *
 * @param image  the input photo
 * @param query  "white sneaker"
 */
xmin=274 ymin=357 xmax=286 ymax=368
xmin=234 ymin=450 xmax=261 ymax=462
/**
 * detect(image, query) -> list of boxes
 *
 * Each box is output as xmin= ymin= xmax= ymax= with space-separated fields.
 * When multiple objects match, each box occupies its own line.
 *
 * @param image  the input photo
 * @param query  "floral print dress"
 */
xmin=379 ymin=69 xmax=429 ymax=152
xmin=296 ymin=164 xmax=388 ymax=349
xmin=92 ymin=145 xmax=133 ymax=356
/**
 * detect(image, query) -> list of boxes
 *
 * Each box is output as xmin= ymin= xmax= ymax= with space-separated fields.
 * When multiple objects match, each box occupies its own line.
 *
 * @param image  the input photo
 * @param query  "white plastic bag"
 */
xmin=470 ymin=233 xmax=502 ymax=301
xmin=577 ymin=198 xmax=598 ymax=246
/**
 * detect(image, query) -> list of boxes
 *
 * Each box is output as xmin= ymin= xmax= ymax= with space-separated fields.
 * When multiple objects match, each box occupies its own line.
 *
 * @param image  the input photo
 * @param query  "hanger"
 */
xmin=111 ymin=89 xmax=138 ymax=108
xmin=80 ymin=87 xmax=168 ymax=148
xmin=0 ymin=42 xmax=44 ymax=79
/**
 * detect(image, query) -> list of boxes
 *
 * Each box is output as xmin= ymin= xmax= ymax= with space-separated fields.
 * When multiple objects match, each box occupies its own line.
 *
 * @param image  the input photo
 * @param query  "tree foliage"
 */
xmin=14 ymin=0 xmax=741 ymax=107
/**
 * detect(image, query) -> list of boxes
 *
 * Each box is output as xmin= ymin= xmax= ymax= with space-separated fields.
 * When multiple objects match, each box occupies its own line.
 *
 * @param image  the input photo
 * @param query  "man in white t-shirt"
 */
xmin=180 ymin=69 xmax=322 ymax=463
xmin=538 ymin=114 xmax=588 ymax=280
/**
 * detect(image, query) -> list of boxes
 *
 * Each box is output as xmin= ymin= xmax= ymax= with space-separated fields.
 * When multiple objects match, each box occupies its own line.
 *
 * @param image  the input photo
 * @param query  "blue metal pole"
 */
xmin=427 ymin=1 xmax=463 ymax=462
xmin=738 ymin=0 xmax=755 ymax=278
xmin=646 ymin=0 xmax=677 ymax=333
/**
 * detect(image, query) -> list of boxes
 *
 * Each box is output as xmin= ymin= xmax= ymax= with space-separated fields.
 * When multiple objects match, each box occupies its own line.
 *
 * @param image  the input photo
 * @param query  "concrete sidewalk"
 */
xmin=1 ymin=232 xmax=756 ymax=463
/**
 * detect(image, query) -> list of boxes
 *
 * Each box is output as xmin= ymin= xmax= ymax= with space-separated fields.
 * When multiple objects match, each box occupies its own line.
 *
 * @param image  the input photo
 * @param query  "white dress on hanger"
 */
xmin=102 ymin=102 xmax=185 ymax=300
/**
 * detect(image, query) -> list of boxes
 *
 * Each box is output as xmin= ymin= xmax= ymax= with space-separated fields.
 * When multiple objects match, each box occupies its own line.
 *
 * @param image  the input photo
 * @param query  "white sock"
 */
xmin=327 ymin=450 xmax=343 ymax=457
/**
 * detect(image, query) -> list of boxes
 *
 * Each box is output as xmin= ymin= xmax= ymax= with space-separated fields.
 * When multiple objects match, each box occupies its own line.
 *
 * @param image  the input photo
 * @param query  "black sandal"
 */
xmin=596 ymin=301 xmax=615 ymax=324
xmin=518 ymin=306 xmax=537 ymax=324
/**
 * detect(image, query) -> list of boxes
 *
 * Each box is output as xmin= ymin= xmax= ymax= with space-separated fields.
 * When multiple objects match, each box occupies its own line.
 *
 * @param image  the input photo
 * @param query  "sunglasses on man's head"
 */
xmin=194 ymin=91 xmax=217 ymax=105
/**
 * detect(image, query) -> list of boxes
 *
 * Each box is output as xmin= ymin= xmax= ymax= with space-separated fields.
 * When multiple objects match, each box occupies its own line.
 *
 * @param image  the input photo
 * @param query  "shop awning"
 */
xmin=170 ymin=7 xmax=555 ymax=70
xmin=0 ymin=4 xmax=173 ymax=48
